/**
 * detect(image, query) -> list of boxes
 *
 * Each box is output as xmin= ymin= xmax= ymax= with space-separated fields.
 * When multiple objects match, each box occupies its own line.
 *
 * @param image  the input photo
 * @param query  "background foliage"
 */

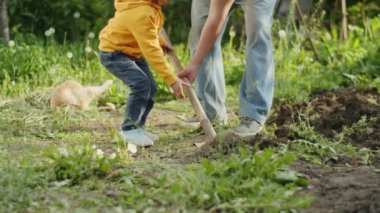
xmin=6 ymin=0 xmax=380 ymax=43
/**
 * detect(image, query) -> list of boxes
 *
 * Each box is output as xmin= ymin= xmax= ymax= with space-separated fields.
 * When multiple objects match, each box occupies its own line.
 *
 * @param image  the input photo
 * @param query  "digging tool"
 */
xmin=160 ymin=29 xmax=217 ymax=144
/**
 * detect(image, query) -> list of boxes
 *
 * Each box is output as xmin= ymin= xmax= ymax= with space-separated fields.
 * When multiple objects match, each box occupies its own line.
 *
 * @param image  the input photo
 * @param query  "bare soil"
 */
xmin=270 ymin=88 xmax=380 ymax=213
xmin=295 ymin=162 xmax=380 ymax=213
xmin=268 ymin=88 xmax=380 ymax=150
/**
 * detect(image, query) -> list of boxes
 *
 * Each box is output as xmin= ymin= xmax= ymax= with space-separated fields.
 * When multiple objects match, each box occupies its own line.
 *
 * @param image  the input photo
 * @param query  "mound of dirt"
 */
xmin=269 ymin=88 xmax=380 ymax=150
xmin=294 ymin=162 xmax=380 ymax=213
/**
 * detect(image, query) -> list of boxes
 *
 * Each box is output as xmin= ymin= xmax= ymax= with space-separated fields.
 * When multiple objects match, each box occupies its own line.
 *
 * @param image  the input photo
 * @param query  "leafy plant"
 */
xmin=115 ymin=149 xmax=312 ymax=212
xmin=0 ymin=164 xmax=47 ymax=212
xmin=46 ymin=143 xmax=120 ymax=185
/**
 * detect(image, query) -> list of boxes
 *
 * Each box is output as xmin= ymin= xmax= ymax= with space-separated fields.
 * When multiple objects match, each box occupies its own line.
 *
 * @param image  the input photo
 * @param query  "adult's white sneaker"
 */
xmin=234 ymin=117 xmax=263 ymax=137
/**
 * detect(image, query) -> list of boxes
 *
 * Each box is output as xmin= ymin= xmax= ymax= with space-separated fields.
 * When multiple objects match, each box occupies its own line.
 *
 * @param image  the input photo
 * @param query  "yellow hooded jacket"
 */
xmin=99 ymin=0 xmax=177 ymax=86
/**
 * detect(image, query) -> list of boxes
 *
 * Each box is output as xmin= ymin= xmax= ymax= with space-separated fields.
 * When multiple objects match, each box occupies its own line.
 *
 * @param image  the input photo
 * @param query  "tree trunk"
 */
xmin=341 ymin=0 xmax=348 ymax=41
xmin=0 ymin=0 xmax=10 ymax=42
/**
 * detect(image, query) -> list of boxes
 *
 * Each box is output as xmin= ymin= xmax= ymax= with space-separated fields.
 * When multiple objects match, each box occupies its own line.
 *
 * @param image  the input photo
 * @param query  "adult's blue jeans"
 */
xmin=99 ymin=51 xmax=157 ymax=130
xmin=189 ymin=0 xmax=277 ymax=124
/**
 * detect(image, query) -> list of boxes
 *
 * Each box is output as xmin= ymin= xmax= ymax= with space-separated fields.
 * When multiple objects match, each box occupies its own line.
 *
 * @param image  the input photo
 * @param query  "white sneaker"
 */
xmin=120 ymin=128 xmax=153 ymax=147
xmin=141 ymin=129 xmax=159 ymax=142
xmin=234 ymin=117 xmax=263 ymax=137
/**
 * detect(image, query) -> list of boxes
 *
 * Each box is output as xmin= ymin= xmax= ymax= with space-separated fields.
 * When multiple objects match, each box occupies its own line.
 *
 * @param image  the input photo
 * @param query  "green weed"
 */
xmin=285 ymin=113 xmax=376 ymax=165
xmin=111 ymin=149 xmax=313 ymax=212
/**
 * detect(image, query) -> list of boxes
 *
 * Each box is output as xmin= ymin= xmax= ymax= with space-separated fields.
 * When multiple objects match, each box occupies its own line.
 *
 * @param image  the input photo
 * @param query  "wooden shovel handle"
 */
xmin=160 ymin=29 xmax=217 ymax=141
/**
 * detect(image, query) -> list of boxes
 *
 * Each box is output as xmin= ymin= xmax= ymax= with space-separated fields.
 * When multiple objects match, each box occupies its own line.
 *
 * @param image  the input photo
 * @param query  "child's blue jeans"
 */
xmin=99 ymin=51 xmax=157 ymax=130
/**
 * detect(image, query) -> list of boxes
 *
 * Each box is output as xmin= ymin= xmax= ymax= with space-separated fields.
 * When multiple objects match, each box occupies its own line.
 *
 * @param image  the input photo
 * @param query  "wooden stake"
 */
xmin=0 ymin=0 xmax=10 ymax=42
xmin=160 ymin=29 xmax=217 ymax=143
xmin=295 ymin=0 xmax=320 ymax=61
xmin=341 ymin=0 xmax=348 ymax=41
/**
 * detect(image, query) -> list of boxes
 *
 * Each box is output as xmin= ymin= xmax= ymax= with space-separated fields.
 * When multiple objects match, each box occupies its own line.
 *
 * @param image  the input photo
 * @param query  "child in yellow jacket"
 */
xmin=99 ymin=0 xmax=186 ymax=147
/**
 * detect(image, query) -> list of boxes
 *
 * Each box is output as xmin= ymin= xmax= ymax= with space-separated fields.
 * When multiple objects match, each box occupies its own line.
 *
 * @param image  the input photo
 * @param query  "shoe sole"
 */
xmin=126 ymin=142 xmax=153 ymax=147
xmin=120 ymin=131 xmax=154 ymax=147
xmin=233 ymin=127 xmax=262 ymax=138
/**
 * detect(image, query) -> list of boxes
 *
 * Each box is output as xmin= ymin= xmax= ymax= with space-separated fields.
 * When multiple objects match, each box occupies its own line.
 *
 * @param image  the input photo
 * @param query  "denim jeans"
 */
xmin=189 ymin=0 xmax=277 ymax=124
xmin=99 ymin=51 xmax=157 ymax=130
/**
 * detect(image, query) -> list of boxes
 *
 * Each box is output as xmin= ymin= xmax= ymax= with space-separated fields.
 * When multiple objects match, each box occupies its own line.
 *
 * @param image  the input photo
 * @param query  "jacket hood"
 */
xmin=115 ymin=0 xmax=158 ymax=11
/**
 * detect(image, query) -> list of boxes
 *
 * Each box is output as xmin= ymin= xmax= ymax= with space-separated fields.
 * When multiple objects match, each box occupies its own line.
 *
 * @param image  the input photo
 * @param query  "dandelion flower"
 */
xmin=74 ymin=12 xmax=80 ymax=19
xmin=45 ymin=30 xmax=52 ymax=37
xmin=306 ymin=57 xmax=314 ymax=63
xmin=96 ymin=149 xmax=104 ymax=159
xmin=278 ymin=30 xmax=286 ymax=39
xmin=59 ymin=148 xmax=69 ymax=157
xmin=8 ymin=40 xmax=15 ymax=47
xmin=202 ymin=194 xmax=210 ymax=200
xmin=348 ymin=24 xmax=359 ymax=31
xmin=109 ymin=153 xmax=117 ymax=160
xmin=66 ymin=52 xmax=73 ymax=59
xmin=85 ymin=46 xmax=92 ymax=53
xmin=45 ymin=27 xmax=55 ymax=37
xmin=325 ymin=32 xmax=332 ymax=40
xmin=229 ymin=27 xmax=236 ymax=38
xmin=48 ymin=27 xmax=55 ymax=34
xmin=88 ymin=32 xmax=95 ymax=39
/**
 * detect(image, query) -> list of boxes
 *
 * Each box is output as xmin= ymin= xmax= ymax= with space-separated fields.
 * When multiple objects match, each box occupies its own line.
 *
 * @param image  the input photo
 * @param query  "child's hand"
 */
xmin=171 ymin=79 xmax=190 ymax=99
xmin=161 ymin=42 xmax=174 ymax=54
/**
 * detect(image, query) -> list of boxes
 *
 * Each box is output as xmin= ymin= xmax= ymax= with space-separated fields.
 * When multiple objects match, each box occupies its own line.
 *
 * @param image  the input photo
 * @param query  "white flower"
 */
xmin=96 ymin=149 xmax=104 ymax=159
xmin=66 ymin=52 xmax=73 ymax=59
xmin=74 ymin=12 xmax=80 ymax=19
xmin=109 ymin=153 xmax=117 ymax=160
xmin=59 ymin=148 xmax=69 ymax=157
xmin=8 ymin=40 xmax=15 ymax=47
xmin=297 ymin=66 xmax=304 ymax=72
xmin=202 ymin=194 xmax=210 ymax=200
xmin=348 ymin=24 xmax=358 ymax=31
xmin=325 ymin=32 xmax=332 ymax=40
xmin=85 ymin=46 xmax=92 ymax=53
xmin=278 ymin=30 xmax=286 ymax=39
xmin=45 ymin=27 xmax=55 ymax=37
xmin=306 ymin=57 xmax=314 ymax=63
xmin=229 ymin=27 xmax=236 ymax=38
xmin=88 ymin=32 xmax=95 ymax=39
xmin=91 ymin=144 xmax=97 ymax=149
xmin=48 ymin=27 xmax=55 ymax=34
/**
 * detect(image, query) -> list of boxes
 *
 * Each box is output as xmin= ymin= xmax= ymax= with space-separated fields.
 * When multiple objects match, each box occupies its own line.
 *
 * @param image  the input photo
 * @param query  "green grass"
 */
xmin=0 ymin=16 xmax=379 ymax=212
xmin=0 ymin=97 xmax=313 ymax=212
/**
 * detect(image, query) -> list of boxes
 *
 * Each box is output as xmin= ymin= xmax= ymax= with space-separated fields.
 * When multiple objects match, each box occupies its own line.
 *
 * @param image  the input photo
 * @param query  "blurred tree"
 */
xmin=7 ymin=0 xmax=114 ymax=42
xmin=4 ymin=0 xmax=379 ymax=43
xmin=0 ymin=0 xmax=9 ymax=42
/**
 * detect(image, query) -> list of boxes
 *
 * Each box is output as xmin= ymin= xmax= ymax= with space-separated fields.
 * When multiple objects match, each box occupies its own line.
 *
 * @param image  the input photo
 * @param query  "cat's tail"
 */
xmin=101 ymin=80 xmax=113 ymax=91
xmin=87 ymin=79 xmax=113 ymax=98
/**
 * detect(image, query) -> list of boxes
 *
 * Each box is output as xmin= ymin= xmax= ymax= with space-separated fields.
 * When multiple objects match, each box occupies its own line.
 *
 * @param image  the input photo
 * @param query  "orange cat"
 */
xmin=50 ymin=80 xmax=113 ymax=110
